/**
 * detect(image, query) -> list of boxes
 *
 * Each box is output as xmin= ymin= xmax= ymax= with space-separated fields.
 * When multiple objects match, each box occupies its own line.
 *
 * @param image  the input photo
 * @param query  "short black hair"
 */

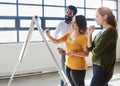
xmin=67 ymin=5 xmax=77 ymax=15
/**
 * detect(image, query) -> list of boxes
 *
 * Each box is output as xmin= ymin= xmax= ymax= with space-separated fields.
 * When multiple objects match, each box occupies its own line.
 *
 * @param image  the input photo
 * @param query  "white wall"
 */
xmin=0 ymin=40 xmax=120 ymax=78
xmin=0 ymin=42 xmax=93 ymax=78
xmin=0 ymin=43 xmax=59 ymax=78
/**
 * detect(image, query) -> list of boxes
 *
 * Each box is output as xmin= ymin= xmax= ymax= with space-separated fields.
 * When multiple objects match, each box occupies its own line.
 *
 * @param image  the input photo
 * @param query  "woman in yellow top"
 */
xmin=46 ymin=15 xmax=89 ymax=86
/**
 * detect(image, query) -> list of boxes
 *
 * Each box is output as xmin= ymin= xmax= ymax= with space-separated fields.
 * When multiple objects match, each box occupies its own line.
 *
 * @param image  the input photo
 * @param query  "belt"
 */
xmin=93 ymin=63 xmax=105 ymax=68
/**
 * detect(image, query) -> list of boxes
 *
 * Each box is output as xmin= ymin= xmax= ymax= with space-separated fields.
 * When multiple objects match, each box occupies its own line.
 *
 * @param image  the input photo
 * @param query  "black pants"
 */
xmin=66 ymin=66 xmax=86 ymax=86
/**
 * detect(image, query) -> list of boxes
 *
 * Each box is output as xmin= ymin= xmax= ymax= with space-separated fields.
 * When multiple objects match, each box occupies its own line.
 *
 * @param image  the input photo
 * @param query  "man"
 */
xmin=54 ymin=5 xmax=77 ymax=86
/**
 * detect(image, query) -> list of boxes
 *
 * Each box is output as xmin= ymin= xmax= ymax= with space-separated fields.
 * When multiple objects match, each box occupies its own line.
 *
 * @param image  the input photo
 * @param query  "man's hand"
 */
xmin=57 ymin=48 xmax=66 ymax=55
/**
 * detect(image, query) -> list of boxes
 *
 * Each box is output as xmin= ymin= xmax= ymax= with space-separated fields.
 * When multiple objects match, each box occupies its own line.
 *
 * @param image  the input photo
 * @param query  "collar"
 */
xmin=64 ymin=20 xmax=72 ymax=24
xmin=101 ymin=28 xmax=107 ymax=34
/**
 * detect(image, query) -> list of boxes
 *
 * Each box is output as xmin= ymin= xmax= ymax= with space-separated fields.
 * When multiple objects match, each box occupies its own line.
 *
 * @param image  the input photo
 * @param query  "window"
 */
xmin=0 ymin=19 xmax=15 ymax=28
xmin=86 ymin=0 xmax=101 ymax=8
xmin=77 ymin=8 xmax=84 ymax=15
xmin=19 ymin=5 xmax=42 ymax=17
xmin=0 ymin=4 xmax=16 ymax=16
xmin=0 ymin=0 xmax=118 ymax=43
xmin=20 ymin=20 xmax=31 ymax=28
xmin=0 ymin=0 xmax=16 ymax=3
xmin=18 ymin=0 xmax=42 ymax=4
xmin=46 ymin=20 xmax=61 ymax=27
xmin=44 ymin=6 xmax=64 ymax=17
xmin=44 ymin=0 xmax=64 ymax=6
xmin=86 ymin=9 xmax=96 ymax=18
xmin=66 ymin=0 xmax=84 ymax=7
xmin=0 ymin=31 xmax=17 ymax=43
xmin=103 ymin=0 xmax=117 ymax=9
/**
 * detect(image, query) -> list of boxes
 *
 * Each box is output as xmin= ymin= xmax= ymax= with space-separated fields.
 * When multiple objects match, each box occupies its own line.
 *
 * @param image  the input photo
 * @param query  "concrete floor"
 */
xmin=0 ymin=62 xmax=120 ymax=86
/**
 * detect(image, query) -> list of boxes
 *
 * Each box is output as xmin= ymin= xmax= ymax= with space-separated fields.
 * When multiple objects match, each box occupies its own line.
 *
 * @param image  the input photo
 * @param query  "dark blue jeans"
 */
xmin=90 ymin=64 xmax=109 ymax=86
xmin=66 ymin=66 xmax=86 ymax=86
xmin=60 ymin=54 xmax=66 ymax=86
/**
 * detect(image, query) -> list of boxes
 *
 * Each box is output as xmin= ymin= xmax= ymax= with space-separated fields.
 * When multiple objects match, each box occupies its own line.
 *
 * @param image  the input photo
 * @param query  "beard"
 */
xmin=65 ymin=15 xmax=73 ymax=24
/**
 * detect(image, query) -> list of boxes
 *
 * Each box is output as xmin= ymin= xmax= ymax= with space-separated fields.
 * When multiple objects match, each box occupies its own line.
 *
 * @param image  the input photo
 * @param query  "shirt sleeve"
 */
xmin=51 ymin=32 xmax=69 ymax=44
xmin=53 ymin=22 xmax=63 ymax=48
xmin=82 ymin=36 xmax=88 ymax=49
xmin=54 ymin=22 xmax=62 ymax=39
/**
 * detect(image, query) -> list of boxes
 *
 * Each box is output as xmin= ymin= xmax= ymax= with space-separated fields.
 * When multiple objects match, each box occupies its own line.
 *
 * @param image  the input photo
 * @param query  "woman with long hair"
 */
xmin=87 ymin=7 xmax=118 ymax=86
xmin=46 ymin=15 xmax=88 ymax=86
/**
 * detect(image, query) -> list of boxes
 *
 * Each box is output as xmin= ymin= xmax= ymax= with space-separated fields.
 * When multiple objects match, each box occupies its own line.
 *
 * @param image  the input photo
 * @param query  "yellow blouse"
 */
xmin=52 ymin=32 xmax=88 ymax=70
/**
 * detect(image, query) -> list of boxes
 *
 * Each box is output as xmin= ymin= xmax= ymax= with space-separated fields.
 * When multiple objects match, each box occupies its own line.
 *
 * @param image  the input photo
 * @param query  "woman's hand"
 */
xmin=45 ymin=29 xmax=50 ymax=36
xmin=66 ymin=49 xmax=89 ymax=57
xmin=87 ymin=25 xmax=95 ymax=48
xmin=66 ymin=51 xmax=75 ymax=57
xmin=87 ymin=25 xmax=95 ymax=35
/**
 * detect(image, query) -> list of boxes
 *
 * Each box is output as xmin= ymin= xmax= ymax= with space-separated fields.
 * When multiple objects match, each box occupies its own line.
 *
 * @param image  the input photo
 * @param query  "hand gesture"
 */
xmin=66 ymin=51 xmax=74 ymax=57
xmin=45 ymin=28 xmax=50 ymax=36
xmin=87 ymin=25 xmax=95 ymax=35
xmin=57 ymin=48 xmax=66 ymax=55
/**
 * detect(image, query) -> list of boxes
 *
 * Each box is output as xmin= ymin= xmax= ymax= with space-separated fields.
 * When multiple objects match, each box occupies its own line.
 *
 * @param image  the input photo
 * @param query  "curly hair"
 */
xmin=67 ymin=5 xmax=77 ymax=16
